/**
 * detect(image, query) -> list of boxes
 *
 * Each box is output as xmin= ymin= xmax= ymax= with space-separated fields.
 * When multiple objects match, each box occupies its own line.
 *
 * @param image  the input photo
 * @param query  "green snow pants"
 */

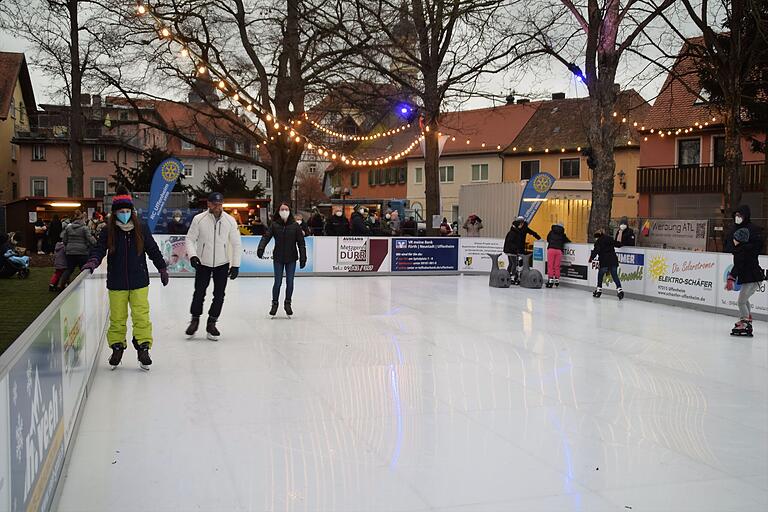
xmin=107 ymin=286 xmax=153 ymax=348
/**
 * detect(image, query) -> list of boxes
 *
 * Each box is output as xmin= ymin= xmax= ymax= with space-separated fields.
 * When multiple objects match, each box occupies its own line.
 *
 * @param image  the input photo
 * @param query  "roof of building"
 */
xmin=506 ymin=90 xmax=650 ymax=154
xmin=0 ymin=52 xmax=37 ymax=121
xmin=643 ymin=37 xmax=723 ymax=131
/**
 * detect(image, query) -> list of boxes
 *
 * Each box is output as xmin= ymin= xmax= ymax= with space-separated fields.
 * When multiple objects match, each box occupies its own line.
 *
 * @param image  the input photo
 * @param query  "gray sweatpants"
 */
xmin=737 ymin=282 xmax=760 ymax=319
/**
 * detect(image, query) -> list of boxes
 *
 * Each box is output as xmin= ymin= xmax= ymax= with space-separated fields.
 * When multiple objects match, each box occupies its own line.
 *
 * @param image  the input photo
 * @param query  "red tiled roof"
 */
xmin=644 ymin=38 xmax=724 ymax=131
xmin=507 ymin=90 xmax=650 ymax=154
xmin=0 ymin=52 xmax=36 ymax=120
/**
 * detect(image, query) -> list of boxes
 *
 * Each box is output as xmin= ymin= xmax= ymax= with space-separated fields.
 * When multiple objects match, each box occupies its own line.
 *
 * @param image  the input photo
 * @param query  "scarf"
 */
xmin=117 ymin=220 xmax=135 ymax=232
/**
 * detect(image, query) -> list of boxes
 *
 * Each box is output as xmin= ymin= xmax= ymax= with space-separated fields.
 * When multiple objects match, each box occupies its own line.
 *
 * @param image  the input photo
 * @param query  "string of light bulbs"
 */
xmin=134 ymin=2 xmax=427 ymax=167
xmin=302 ymin=114 xmax=413 ymax=142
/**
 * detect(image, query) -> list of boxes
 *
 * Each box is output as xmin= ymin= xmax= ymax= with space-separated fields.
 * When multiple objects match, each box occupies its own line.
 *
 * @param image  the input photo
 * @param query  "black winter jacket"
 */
xmin=589 ymin=235 xmax=621 ymax=268
xmin=615 ymin=227 xmax=636 ymax=246
xmin=730 ymin=229 xmax=766 ymax=284
xmin=546 ymin=225 xmax=570 ymax=251
xmin=350 ymin=212 xmax=369 ymax=236
xmin=725 ymin=205 xmax=764 ymax=254
xmin=90 ymin=222 xmax=167 ymax=290
xmin=258 ymin=219 xmax=307 ymax=263
xmin=504 ymin=226 xmax=525 ymax=254
xmin=326 ymin=215 xmax=350 ymax=236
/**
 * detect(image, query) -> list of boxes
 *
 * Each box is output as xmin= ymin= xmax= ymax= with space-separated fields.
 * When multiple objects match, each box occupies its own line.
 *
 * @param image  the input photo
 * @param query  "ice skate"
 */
xmin=731 ymin=320 xmax=754 ymax=337
xmin=617 ymin=288 xmax=625 ymax=300
xmin=545 ymin=278 xmax=553 ymax=288
xmin=554 ymin=278 xmax=560 ymax=287
xmin=108 ymin=344 xmax=125 ymax=369
xmin=206 ymin=319 xmax=220 ymax=341
xmin=284 ymin=300 xmax=293 ymax=317
xmin=132 ymin=339 xmax=152 ymax=370
xmin=185 ymin=316 xmax=200 ymax=338
xmin=269 ymin=301 xmax=279 ymax=317
xmin=593 ymin=288 xmax=602 ymax=298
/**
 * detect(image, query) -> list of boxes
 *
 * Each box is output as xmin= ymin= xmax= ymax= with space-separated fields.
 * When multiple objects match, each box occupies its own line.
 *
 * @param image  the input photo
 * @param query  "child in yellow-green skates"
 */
xmin=84 ymin=187 xmax=169 ymax=370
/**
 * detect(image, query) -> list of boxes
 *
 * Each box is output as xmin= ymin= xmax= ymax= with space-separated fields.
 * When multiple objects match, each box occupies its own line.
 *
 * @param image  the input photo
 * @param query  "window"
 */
xmin=234 ymin=167 xmax=244 ymax=178
xmin=252 ymin=169 xmax=259 ymax=181
xmin=369 ymin=170 xmax=376 ymax=186
xmin=266 ymin=174 xmax=271 ymax=188
xmin=521 ymin=160 xmax=540 ymax=180
xmin=377 ymin=168 xmax=385 ymax=185
xmin=92 ymin=179 xmax=107 ymax=198
xmin=560 ymin=158 xmax=580 ymax=179
xmin=251 ymin=147 xmax=261 ymax=160
xmin=119 ymin=111 xmax=129 ymax=121
xmin=678 ymin=138 xmax=701 ymax=166
xmin=439 ymin=165 xmax=454 ymax=183
xmin=217 ymin=166 xmax=224 ymax=173
xmin=216 ymin=138 xmax=226 ymax=161
xmin=181 ymin=138 xmax=195 ymax=150
xmin=31 ymin=178 xmax=47 ymax=197
xmin=32 ymin=144 xmax=46 ymax=161
xmin=183 ymin=164 xmax=193 ymax=178
xmin=388 ymin=168 xmax=397 ymax=184
xmin=398 ymin=167 xmax=407 ymax=184
xmin=471 ymin=163 xmax=489 ymax=182
xmin=235 ymin=142 xmax=244 ymax=154
xmin=266 ymin=194 xmax=271 ymax=200
xmin=713 ymin=136 xmax=726 ymax=165
xmin=93 ymin=145 xmax=106 ymax=162
xmin=694 ymin=88 xmax=712 ymax=105
xmin=309 ymin=164 xmax=317 ymax=174
xmin=351 ymin=171 xmax=360 ymax=188
xmin=415 ymin=167 xmax=423 ymax=184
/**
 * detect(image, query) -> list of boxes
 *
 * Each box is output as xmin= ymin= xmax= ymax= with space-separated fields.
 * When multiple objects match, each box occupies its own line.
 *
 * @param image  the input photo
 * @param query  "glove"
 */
xmin=257 ymin=249 xmax=264 ymax=259
xmin=726 ymin=274 xmax=736 ymax=291
xmin=82 ymin=258 xmax=99 ymax=274
xmin=300 ymin=259 xmax=307 ymax=269
xmin=228 ymin=266 xmax=239 ymax=280
xmin=190 ymin=256 xmax=201 ymax=269
xmin=159 ymin=268 xmax=169 ymax=287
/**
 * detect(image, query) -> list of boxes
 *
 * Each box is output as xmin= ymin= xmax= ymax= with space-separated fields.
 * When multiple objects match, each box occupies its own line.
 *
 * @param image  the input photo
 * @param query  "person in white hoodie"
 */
xmin=184 ymin=192 xmax=242 ymax=340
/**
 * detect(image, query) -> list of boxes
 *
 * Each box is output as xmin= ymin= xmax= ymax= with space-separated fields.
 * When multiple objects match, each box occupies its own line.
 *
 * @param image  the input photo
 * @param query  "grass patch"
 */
xmin=0 ymin=266 xmax=58 ymax=356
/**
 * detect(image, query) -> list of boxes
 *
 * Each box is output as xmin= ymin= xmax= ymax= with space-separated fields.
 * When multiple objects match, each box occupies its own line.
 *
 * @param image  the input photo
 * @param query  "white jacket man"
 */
xmin=184 ymin=192 xmax=242 ymax=341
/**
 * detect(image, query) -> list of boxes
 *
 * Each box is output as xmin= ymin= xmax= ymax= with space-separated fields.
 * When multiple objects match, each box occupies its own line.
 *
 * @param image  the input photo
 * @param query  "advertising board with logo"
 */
xmin=391 ymin=238 xmax=459 ymax=272
xmin=1 ymin=375 xmax=9 ymax=511
xmin=639 ymin=219 xmax=709 ymax=251
xmin=716 ymin=254 xmax=768 ymax=315
xmin=555 ymin=244 xmax=590 ymax=282
xmin=588 ymin=249 xmax=646 ymax=294
xmin=241 ymin=236 xmax=315 ymax=273
xmin=459 ymin=238 xmax=506 ymax=272
xmin=313 ymin=237 xmax=391 ymax=273
xmin=644 ymin=250 xmax=718 ymax=306
xmin=58 ymin=285 xmax=89 ymax=439
xmin=157 ymin=235 xmax=195 ymax=274
xmin=9 ymin=312 xmax=65 ymax=512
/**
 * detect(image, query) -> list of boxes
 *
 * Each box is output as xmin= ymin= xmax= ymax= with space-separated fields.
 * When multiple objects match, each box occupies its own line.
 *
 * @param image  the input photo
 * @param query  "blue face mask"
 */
xmin=116 ymin=212 xmax=131 ymax=224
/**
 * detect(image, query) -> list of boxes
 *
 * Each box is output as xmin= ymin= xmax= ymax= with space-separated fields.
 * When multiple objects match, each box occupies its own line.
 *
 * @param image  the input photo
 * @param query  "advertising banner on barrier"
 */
xmin=639 ymin=219 xmax=709 ymax=251
xmin=391 ymin=238 xmax=459 ymax=271
xmin=458 ymin=238 xmax=506 ymax=272
xmin=643 ymin=249 xmax=718 ymax=306
xmin=59 ymin=285 xmax=87 ymax=439
xmin=313 ymin=237 xmax=391 ymax=273
xmin=1 ymin=375 xmax=9 ymax=511
xmin=241 ymin=236 xmax=315 ymax=273
xmin=588 ymin=249 xmax=647 ymax=294
xmin=546 ymin=244 xmax=590 ymax=282
xmin=158 ymin=235 xmax=195 ymax=273
xmin=9 ymin=312 xmax=65 ymax=512
xmin=716 ymin=254 xmax=768 ymax=315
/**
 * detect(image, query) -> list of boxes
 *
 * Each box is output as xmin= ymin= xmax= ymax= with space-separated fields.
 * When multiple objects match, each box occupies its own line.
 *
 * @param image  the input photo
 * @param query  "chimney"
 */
xmin=551 ymin=92 xmax=566 ymax=100
xmin=80 ymin=94 xmax=91 ymax=106
xmin=505 ymin=94 xmax=515 ymax=105
xmin=92 ymin=95 xmax=102 ymax=107
xmin=517 ymin=99 xmax=530 ymax=104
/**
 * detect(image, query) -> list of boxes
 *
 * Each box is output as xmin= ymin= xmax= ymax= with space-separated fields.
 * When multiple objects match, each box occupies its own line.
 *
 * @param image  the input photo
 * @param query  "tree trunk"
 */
xmin=68 ymin=0 xmax=84 ymax=197
xmin=722 ymin=111 xmax=744 ymax=215
xmin=423 ymin=119 xmax=440 ymax=235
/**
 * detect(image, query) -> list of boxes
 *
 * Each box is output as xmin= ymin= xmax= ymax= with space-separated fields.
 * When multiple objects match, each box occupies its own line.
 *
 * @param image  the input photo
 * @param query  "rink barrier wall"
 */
xmin=532 ymin=241 xmax=768 ymax=322
xmin=0 ymin=268 xmax=109 ymax=512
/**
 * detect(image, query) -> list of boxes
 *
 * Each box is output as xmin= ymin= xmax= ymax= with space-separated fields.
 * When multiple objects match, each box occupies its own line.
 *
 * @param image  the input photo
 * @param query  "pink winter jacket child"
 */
xmin=53 ymin=241 xmax=67 ymax=270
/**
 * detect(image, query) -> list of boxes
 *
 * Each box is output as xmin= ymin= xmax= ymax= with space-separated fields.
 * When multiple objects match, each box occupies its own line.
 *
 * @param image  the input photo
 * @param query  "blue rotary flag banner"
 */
xmin=518 ymin=172 xmax=556 ymax=224
xmin=147 ymin=157 xmax=183 ymax=233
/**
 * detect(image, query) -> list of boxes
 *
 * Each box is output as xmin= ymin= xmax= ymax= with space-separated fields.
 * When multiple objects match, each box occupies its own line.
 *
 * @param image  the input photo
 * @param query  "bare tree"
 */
xmin=333 ymin=0 xmax=525 ymax=233
xmin=91 ymin=0 xmax=359 ymax=204
xmin=0 ymin=0 xmax=105 ymax=196
xmin=513 ymin=0 xmax=675 ymax=233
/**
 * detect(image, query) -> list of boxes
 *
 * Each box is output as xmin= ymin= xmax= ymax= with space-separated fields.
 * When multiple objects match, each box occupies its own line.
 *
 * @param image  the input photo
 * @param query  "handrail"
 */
xmin=0 ymin=270 xmax=92 ymax=377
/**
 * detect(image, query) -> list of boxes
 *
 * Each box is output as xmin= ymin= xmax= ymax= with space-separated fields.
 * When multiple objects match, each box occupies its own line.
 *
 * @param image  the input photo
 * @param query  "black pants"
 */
xmin=191 ymin=264 xmax=229 ymax=320
xmin=59 ymin=254 xmax=89 ymax=288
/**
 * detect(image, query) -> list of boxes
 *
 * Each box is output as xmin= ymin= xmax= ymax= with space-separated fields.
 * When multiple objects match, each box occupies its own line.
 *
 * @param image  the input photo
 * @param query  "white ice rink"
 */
xmin=56 ymin=275 xmax=767 ymax=512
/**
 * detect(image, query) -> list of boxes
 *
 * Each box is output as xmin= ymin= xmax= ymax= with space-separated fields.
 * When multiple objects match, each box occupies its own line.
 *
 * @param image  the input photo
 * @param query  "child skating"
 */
xmin=49 ymin=241 xmax=67 ymax=291
xmin=589 ymin=229 xmax=624 ymax=300
xmin=726 ymin=227 xmax=765 ymax=337
xmin=545 ymin=222 xmax=570 ymax=288
xmin=83 ymin=188 xmax=169 ymax=369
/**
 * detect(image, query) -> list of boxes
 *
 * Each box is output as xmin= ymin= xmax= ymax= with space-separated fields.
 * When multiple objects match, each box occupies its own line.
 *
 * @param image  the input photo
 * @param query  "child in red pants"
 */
xmin=545 ymin=223 xmax=570 ymax=288
xmin=49 ymin=241 xmax=67 ymax=291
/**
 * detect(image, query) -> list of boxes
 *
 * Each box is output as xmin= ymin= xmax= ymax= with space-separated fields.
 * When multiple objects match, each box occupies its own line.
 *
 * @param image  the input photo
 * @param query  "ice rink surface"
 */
xmin=56 ymin=275 xmax=767 ymax=512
